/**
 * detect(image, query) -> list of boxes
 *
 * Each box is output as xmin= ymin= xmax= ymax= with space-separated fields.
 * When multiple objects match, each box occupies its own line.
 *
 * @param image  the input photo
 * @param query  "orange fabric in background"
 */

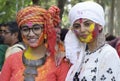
xmin=0 ymin=51 xmax=70 ymax=81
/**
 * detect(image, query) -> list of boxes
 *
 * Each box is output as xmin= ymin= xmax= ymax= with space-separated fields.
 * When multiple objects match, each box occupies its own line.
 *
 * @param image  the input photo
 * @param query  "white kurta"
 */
xmin=79 ymin=44 xmax=120 ymax=81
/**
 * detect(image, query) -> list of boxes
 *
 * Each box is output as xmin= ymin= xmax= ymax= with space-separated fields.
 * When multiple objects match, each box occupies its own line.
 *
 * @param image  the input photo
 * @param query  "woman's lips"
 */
xmin=80 ymin=34 xmax=87 ymax=38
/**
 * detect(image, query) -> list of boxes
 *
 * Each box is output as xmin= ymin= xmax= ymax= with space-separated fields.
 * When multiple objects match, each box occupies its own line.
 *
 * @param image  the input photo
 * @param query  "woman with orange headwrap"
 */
xmin=0 ymin=5 xmax=70 ymax=81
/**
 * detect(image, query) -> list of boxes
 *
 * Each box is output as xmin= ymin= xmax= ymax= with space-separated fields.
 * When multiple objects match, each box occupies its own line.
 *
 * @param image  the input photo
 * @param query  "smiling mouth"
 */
xmin=28 ymin=38 xmax=38 ymax=42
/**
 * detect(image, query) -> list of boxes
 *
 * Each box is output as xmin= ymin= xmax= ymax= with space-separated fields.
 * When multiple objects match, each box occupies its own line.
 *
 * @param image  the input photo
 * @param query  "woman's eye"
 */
xmin=21 ymin=26 xmax=29 ymax=32
xmin=73 ymin=24 xmax=81 ymax=29
xmin=33 ymin=26 xmax=41 ymax=31
xmin=33 ymin=24 xmax=43 ymax=30
xmin=84 ymin=22 xmax=91 ymax=27
xmin=22 ymin=28 xmax=29 ymax=32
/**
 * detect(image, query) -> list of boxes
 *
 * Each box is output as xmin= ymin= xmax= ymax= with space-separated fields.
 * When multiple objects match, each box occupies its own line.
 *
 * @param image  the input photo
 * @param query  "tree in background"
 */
xmin=57 ymin=0 xmax=67 ymax=20
xmin=115 ymin=0 xmax=120 ymax=36
xmin=32 ymin=0 xmax=39 ymax=5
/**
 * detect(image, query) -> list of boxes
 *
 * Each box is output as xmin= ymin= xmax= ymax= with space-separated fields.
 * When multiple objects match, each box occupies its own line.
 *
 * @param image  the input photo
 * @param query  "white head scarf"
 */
xmin=69 ymin=1 xmax=105 ymax=27
xmin=65 ymin=1 xmax=105 ymax=81
xmin=65 ymin=30 xmax=86 ymax=64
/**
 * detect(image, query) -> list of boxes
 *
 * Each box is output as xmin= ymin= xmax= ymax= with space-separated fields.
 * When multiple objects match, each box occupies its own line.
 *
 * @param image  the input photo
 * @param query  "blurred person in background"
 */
xmin=0 ymin=21 xmax=25 ymax=59
xmin=0 ymin=23 xmax=8 ymax=71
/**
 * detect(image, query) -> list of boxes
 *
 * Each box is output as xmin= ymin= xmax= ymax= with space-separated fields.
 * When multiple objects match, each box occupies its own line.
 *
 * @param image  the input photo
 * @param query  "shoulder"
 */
xmin=99 ymin=44 xmax=120 ymax=64
xmin=5 ymin=51 xmax=23 ymax=63
xmin=5 ymin=44 xmax=24 ymax=59
xmin=96 ymin=44 xmax=120 ymax=64
xmin=101 ymin=44 xmax=117 ymax=54
xmin=11 ymin=43 xmax=25 ymax=50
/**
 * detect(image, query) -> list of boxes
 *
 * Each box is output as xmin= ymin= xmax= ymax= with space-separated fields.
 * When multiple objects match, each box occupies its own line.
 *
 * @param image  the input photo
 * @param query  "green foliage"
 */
xmin=39 ymin=0 xmax=56 ymax=9
xmin=0 ymin=0 xmax=57 ymax=23
xmin=0 ymin=0 xmax=32 ymax=23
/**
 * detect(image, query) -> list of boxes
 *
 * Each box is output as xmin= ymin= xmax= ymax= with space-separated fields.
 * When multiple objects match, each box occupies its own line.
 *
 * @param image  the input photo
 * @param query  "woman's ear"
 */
xmin=96 ymin=24 xmax=103 ymax=33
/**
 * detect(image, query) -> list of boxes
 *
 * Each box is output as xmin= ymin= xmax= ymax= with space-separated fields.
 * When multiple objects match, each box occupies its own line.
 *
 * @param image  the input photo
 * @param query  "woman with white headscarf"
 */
xmin=65 ymin=1 xmax=120 ymax=81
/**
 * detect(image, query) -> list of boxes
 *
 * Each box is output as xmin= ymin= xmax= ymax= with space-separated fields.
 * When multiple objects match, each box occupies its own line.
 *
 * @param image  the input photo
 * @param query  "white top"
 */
xmin=77 ymin=44 xmax=120 ymax=81
xmin=65 ymin=30 xmax=120 ymax=81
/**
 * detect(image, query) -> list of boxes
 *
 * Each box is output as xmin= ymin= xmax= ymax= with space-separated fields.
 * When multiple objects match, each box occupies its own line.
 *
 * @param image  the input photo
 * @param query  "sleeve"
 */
xmin=0 ymin=55 xmax=12 ymax=81
xmin=46 ymin=59 xmax=70 ymax=81
xmin=55 ymin=60 xmax=70 ymax=81
xmin=47 ymin=71 xmax=57 ymax=81
xmin=97 ymin=48 xmax=120 ymax=81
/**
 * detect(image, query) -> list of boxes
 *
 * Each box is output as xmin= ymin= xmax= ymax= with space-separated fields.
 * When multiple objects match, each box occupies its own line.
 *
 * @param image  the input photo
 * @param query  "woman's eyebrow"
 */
xmin=83 ymin=20 xmax=93 ymax=23
xmin=73 ymin=23 xmax=80 ymax=25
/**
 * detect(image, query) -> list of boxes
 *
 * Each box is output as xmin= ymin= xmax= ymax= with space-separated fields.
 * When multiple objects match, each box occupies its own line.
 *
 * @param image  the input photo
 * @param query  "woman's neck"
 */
xmin=87 ymin=39 xmax=97 ymax=53
xmin=88 ymin=32 xmax=105 ymax=53
xmin=25 ymin=44 xmax=47 ymax=60
xmin=87 ymin=39 xmax=105 ymax=54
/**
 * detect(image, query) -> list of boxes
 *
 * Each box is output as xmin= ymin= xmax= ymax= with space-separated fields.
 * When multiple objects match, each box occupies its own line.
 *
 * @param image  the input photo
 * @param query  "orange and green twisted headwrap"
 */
xmin=16 ymin=5 xmax=60 ymax=55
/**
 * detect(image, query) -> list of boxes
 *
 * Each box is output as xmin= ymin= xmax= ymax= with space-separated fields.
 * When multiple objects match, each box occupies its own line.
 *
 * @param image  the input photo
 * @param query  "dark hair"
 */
xmin=60 ymin=28 xmax=69 ymax=42
xmin=0 ymin=23 xmax=7 ymax=28
xmin=6 ymin=21 xmax=22 ymax=42
xmin=106 ymin=34 xmax=116 ymax=41
xmin=6 ymin=21 xmax=19 ymax=33
xmin=0 ymin=23 xmax=6 ymax=44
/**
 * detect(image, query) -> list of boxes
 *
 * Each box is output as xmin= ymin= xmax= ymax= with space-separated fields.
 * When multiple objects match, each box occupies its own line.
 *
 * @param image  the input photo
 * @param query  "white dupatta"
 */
xmin=65 ymin=30 xmax=86 ymax=81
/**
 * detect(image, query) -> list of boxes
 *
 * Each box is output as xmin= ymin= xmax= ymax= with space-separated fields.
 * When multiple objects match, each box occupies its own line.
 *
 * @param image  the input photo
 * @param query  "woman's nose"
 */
xmin=29 ymin=29 xmax=35 ymax=36
xmin=80 ymin=26 xmax=86 ymax=32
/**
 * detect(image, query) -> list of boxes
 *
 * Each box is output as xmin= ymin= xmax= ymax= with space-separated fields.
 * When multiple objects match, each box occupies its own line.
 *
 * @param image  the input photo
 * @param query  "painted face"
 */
xmin=72 ymin=18 xmax=99 ymax=43
xmin=20 ymin=22 xmax=44 ymax=48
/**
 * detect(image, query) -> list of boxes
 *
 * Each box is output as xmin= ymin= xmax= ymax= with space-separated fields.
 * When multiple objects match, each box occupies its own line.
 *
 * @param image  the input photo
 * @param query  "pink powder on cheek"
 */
xmin=73 ymin=29 xmax=79 ymax=36
xmin=94 ymin=25 xmax=99 ymax=35
xmin=26 ymin=22 xmax=33 ymax=28
xmin=92 ymin=25 xmax=99 ymax=38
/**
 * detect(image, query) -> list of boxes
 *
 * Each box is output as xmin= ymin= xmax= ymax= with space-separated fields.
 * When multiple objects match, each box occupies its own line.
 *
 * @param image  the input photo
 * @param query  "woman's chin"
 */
xmin=29 ymin=43 xmax=38 ymax=48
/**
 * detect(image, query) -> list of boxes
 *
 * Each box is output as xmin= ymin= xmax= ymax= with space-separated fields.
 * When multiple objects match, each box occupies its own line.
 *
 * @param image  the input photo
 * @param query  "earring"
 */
xmin=44 ymin=34 xmax=48 ymax=48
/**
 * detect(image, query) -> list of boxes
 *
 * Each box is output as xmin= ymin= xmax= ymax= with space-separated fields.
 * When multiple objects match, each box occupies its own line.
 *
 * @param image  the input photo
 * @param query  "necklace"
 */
xmin=86 ymin=43 xmax=105 ymax=55
xmin=22 ymin=54 xmax=47 ymax=81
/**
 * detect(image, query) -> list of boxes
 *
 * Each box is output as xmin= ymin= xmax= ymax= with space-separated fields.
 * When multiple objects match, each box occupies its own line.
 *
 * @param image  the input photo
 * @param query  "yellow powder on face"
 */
xmin=80 ymin=23 xmax=95 ymax=43
xmin=89 ymin=23 xmax=95 ymax=32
